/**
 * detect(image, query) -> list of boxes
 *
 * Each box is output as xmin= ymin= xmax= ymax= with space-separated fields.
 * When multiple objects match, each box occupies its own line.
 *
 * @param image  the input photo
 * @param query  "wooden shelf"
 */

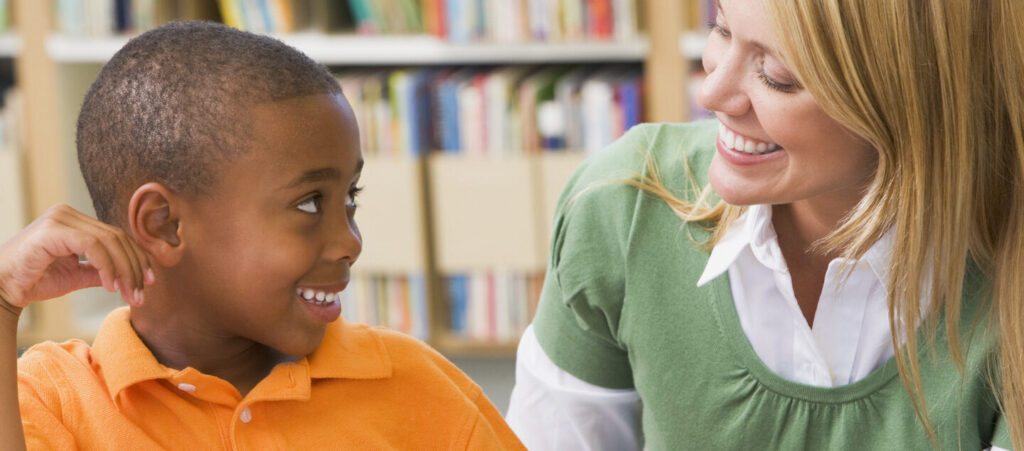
xmin=47 ymin=33 xmax=650 ymax=65
xmin=433 ymin=332 xmax=520 ymax=357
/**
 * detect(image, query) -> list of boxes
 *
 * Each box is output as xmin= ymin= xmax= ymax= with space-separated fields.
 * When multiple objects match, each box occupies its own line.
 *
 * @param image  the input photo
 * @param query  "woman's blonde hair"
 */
xmin=632 ymin=0 xmax=1024 ymax=446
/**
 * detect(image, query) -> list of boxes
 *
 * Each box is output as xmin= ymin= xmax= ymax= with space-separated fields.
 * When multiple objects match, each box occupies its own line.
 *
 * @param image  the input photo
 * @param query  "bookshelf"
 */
xmin=11 ymin=0 xmax=708 ymax=358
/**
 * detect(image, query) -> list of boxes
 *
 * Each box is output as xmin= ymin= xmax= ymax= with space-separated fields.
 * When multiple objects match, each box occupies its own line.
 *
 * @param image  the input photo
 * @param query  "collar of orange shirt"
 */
xmin=91 ymin=307 xmax=393 ymax=406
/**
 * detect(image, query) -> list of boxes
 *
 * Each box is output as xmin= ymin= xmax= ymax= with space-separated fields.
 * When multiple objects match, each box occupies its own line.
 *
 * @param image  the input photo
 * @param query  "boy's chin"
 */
xmin=266 ymin=331 xmax=327 ymax=360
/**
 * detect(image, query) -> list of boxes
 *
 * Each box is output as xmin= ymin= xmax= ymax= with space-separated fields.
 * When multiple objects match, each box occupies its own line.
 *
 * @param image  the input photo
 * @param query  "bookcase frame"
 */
xmin=12 ymin=0 xmax=695 ymax=356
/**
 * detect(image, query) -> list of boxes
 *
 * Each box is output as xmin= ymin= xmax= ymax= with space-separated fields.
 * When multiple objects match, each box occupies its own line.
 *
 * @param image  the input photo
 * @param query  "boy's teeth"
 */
xmin=718 ymin=123 xmax=780 ymax=155
xmin=296 ymin=287 xmax=342 ymax=306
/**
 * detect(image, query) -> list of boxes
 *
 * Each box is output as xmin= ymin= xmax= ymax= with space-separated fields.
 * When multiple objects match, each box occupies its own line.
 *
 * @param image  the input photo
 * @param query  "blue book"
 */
xmin=447 ymin=0 xmax=467 ymax=42
xmin=438 ymin=70 xmax=475 ymax=152
xmin=448 ymin=275 xmax=468 ymax=336
xmin=115 ymin=0 xmax=131 ymax=32
xmin=619 ymin=76 xmax=641 ymax=130
xmin=409 ymin=273 xmax=428 ymax=341
xmin=409 ymin=69 xmax=437 ymax=157
xmin=257 ymin=0 xmax=275 ymax=33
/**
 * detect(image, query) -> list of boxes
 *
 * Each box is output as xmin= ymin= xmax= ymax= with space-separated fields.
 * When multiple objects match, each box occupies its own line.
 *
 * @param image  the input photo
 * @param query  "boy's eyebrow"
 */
xmin=281 ymin=161 xmax=358 ymax=190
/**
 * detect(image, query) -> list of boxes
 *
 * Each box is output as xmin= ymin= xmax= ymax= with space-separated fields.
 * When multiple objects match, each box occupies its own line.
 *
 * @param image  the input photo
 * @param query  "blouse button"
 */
xmin=240 ymin=407 xmax=253 ymax=424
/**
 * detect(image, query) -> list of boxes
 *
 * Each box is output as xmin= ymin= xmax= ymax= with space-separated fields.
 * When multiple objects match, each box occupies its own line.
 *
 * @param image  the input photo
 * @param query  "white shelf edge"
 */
xmin=48 ymin=33 xmax=650 ymax=64
xmin=679 ymin=31 xmax=707 ymax=60
xmin=0 ymin=33 xmax=22 ymax=57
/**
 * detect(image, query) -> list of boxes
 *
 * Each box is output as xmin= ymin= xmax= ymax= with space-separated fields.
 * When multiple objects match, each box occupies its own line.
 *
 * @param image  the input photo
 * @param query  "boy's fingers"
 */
xmin=119 ymin=232 xmax=152 ymax=288
xmin=72 ymin=219 xmax=144 ymax=300
xmin=111 ymin=230 xmax=142 ymax=291
xmin=78 ymin=236 xmax=117 ymax=293
xmin=88 ymin=216 xmax=151 ymax=290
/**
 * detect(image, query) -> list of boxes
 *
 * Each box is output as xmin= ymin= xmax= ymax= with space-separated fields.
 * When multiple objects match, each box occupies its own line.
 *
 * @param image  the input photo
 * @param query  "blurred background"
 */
xmin=1 ymin=0 xmax=715 ymax=413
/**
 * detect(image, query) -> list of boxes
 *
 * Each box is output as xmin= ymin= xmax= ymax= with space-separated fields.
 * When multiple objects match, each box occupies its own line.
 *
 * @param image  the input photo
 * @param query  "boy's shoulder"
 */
xmin=18 ymin=339 xmax=96 ymax=383
xmin=329 ymin=322 xmax=481 ymax=396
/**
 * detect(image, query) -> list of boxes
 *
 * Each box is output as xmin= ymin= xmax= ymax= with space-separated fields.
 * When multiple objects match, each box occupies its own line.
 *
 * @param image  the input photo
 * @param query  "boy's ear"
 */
xmin=127 ymin=182 xmax=184 ymax=267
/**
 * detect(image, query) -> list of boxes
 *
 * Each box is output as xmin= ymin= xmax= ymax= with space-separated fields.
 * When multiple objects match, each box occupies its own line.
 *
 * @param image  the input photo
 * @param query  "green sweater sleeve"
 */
xmin=532 ymin=125 xmax=653 ymax=389
xmin=532 ymin=121 xmax=720 ymax=390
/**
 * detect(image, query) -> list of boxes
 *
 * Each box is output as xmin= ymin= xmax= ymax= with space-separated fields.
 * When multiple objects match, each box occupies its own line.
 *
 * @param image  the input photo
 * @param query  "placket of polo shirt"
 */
xmin=228 ymin=361 xmax=313 ymax=447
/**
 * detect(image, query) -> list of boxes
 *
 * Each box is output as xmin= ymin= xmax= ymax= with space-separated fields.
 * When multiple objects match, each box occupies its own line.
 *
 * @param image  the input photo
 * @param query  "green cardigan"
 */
xmin=532 ymin=121 xmax=1011 ymax=450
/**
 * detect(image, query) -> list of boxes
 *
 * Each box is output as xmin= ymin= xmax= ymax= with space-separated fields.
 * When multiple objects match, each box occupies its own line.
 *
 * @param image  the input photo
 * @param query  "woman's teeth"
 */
xmin=296 ymin=288 xmax=340 ymax=306
xmin=719 ymin=124 xmax=781 ymax=155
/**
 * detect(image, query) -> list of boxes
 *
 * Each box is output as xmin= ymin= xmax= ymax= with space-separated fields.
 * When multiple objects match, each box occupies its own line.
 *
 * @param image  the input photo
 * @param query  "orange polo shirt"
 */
xmin=17 ymin=307 xmax=524 ymax=450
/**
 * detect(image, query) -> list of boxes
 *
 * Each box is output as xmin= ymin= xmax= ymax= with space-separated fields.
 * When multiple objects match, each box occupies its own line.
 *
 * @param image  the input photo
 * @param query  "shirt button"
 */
xmin=177 ymin=383 xmax=196 ymax=392
xmin=239 ymin=407 xmax=253 ymax=424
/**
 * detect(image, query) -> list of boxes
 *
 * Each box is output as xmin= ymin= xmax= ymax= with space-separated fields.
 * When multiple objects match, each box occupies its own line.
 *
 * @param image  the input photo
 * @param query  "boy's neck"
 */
xmin=127 ymin=289 xmax=298 ymax=397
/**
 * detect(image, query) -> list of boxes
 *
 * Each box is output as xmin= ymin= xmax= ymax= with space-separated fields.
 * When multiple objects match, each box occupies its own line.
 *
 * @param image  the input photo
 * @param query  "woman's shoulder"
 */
xmin=555 ymin=120 xmax=719 ymax=227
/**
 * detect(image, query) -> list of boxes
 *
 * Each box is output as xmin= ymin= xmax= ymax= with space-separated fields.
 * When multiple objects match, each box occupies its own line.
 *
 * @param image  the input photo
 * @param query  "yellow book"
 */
xmin=217 ymin=0 xmax=244 ymax=29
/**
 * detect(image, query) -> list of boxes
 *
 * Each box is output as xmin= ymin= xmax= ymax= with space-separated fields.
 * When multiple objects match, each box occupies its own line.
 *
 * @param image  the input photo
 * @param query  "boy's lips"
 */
xmin=295 ymin=283 xmax=346 ymax=323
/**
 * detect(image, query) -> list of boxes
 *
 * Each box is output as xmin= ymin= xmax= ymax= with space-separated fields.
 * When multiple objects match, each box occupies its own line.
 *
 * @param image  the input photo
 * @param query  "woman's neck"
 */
xmin=770 ymin=191 xmax=864 ymax=327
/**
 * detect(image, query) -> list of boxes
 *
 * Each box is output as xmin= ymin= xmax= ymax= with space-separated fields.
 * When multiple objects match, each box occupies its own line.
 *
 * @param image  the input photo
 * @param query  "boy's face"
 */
xmin=176 ymin=93 xmax=363 ymax=357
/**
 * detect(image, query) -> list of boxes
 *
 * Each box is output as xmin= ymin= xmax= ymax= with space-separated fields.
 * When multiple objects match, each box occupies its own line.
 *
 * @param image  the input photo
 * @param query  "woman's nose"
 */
xmin=696 ymin=45 xmax=751 ymax=117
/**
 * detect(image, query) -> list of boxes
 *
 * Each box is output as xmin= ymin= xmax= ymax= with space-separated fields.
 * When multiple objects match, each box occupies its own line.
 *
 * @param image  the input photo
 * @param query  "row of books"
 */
xmin=335 ymin=64 xmax=643 ymax=158
xmin=53 ymin=0 xmax=639 ymax=44
xmin=339 ymin=273 xmax=430 ymax=341
xmin=218 ymin=0 xmax=639 ymax=42
xmin=0 ymin=88 xmax=25 ymax=243
xmin=446 ymin=272 xmax=543 ymax=343
xmin=429 ymin=0 xmax=638 ymax=43
xmin=54 ymin=0 xmax=220 ymax=36
xmin=338 ymin=271 xmax=543 ymax=344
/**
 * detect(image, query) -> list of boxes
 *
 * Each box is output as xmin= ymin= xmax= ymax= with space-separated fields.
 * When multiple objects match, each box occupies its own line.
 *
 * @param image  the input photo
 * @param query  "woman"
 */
xmin=506 ymin=0 xmax=1022 ymax=449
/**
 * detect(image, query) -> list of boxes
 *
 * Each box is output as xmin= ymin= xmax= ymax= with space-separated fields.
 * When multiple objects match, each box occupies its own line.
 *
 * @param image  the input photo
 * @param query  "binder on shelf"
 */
xmin=538 ymin=152 xmax=587 ymax=244
xmin=0 ymin=88 xmax=25 ymax=243
xmin=0 ymin=142 xmax=24 ymax=242
xmin=353 ymin=157 xmax=428 ymax=273
xmin=429 ymin=153 xmax=544 ymax=272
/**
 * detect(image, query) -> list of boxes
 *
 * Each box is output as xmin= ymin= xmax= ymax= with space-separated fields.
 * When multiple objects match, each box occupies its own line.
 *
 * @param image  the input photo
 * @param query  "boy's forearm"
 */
xmin=0 ymin=297 xmax=27 ymax=451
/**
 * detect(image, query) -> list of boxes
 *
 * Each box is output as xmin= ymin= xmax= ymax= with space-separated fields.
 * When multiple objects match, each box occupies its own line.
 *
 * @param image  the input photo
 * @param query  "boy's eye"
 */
xmin=348 ymin=186 xmax=364 ymax=208
xmin=297 ymin=195 xmax=322 ymax=214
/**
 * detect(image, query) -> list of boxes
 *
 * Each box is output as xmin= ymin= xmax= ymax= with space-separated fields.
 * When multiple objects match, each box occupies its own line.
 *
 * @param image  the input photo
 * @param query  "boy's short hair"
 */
xmin=77 ymin=21 xmax=342 ymax=225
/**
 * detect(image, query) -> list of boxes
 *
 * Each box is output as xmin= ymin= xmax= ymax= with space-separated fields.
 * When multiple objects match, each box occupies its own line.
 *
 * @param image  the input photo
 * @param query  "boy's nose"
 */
xmin=696 ymin=48 xmax=751 ymax=117
xmin=322 ymin=215 xmax=362 ymax=264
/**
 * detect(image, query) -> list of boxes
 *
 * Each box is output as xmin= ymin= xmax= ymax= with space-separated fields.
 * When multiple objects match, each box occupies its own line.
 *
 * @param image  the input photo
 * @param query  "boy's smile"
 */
xmin=134 ymin=93 xmax=363 ymax=383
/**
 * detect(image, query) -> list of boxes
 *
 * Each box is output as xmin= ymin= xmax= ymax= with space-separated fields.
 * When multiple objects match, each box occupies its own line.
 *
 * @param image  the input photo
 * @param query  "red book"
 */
xmin=588 ymin=0 xmax=613 ymax=39
xmin=421 ymin=0 xmax=447 ymax=37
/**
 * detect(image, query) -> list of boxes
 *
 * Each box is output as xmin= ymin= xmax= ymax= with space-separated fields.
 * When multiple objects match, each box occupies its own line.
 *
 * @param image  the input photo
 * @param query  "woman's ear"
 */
xmin=127 ymin=182 xmax=184 ymax=267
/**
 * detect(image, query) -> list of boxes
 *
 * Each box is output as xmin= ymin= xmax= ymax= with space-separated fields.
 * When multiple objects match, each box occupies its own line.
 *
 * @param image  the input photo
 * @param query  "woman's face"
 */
xmin=698 ymin=0 xmax=876 ymax=210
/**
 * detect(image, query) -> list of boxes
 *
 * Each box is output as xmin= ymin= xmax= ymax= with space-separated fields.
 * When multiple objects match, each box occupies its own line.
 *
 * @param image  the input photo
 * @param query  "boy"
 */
xmin=0 ymin=22 xmax=524 ymax=449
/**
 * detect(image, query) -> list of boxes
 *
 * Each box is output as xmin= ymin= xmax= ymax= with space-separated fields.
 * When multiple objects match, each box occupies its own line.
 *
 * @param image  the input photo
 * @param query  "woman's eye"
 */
xmin=297 ymin=195 xmax=322 ymax=214
xmin=757 ymin=71 xmax=799 ymax=93
xmin=708 ymin=21 xmax=730 ymax=39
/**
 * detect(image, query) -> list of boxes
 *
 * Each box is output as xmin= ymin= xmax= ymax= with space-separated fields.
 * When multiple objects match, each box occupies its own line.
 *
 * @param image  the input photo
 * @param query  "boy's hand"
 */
xmin=0 ymin=204 xmax=154 ymax=315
